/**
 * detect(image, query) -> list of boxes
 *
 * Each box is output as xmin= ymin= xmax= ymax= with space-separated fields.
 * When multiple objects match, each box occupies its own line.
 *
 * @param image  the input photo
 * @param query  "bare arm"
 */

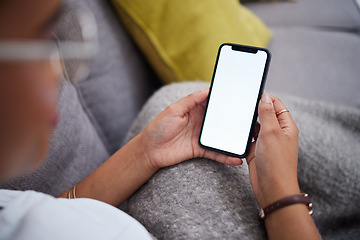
xmin=265 ymin=204 xmax=320 ymax=240
xmin=246 ymin=93 xmax=321 ymax=240
xmin=58 ymin=88 xmax=242 ymax=206
xmin=57 ymin=133 xmax=156 ymax=206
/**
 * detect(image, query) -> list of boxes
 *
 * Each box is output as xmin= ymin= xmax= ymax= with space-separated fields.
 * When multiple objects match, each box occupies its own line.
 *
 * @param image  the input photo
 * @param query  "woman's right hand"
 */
xmin=246 ymin=93 xmax=300 ymax=208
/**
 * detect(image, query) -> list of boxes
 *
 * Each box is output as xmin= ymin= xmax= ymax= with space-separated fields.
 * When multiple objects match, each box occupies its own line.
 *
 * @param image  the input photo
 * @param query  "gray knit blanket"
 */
xmin=123 ymin=82 xmax=360 ymax=240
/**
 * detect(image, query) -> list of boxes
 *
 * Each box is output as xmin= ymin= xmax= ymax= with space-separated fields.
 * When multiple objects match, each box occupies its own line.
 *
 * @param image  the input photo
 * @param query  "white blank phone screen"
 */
xmin=200 ymin=45 xmax=268 ymax=156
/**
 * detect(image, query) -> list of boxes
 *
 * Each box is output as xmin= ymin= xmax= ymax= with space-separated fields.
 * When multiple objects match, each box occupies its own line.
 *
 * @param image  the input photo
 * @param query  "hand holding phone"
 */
xmin=199 ymin=43 xmax=271 ymax=158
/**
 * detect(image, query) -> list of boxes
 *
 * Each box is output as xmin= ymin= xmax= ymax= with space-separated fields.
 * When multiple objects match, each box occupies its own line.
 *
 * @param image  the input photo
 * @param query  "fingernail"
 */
xmin=202 ymin=86 xmax=210 ymax=92
xmin=261 ymin=93 xmax=271 ymax=103
xmin=201 ymin=87 xmax=209 ymax=92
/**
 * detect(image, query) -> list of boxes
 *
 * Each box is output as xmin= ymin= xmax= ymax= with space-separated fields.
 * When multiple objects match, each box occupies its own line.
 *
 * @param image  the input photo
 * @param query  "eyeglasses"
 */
xmin=0 ymin=2 xmax=98 ymax=84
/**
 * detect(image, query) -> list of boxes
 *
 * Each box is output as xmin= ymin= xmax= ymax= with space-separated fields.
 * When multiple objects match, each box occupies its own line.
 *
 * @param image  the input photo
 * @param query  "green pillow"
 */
xmin=111 ymin=0 xmax=272 ymax=84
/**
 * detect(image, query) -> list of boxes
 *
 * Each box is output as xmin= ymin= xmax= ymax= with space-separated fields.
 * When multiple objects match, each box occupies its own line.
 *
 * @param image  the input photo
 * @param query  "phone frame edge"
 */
xmin=198 ymin=43 xmax=272 ymax=159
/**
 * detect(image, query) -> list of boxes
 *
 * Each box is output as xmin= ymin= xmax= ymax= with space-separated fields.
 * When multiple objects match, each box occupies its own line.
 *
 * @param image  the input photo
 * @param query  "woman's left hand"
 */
xmin=138 ymin=87 xmax=243 ymax=171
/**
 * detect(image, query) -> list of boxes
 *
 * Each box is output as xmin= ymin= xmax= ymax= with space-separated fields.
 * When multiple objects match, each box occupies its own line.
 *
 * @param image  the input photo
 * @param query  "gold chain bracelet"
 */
xmin=67 ymin=184 xmax=77 ymax=199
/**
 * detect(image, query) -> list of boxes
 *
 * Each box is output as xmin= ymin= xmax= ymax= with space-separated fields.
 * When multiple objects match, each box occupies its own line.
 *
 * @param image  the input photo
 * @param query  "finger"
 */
xmin=168 ymin=87 xmax=209 ymax=117
xmin=253 ymin=122 xmax=260 ymax=141
xmin=203 ymin=150 xmax=243 ymax=165
xmin=270 ymin=96 xmax=297 ymax=131
xmin=258 ymin=93 xmax=280 ymax=132
xmin=245 ymin=141 xmax=256 ymax=165
xmin=221 ymin=156 xmax=243 ymax=166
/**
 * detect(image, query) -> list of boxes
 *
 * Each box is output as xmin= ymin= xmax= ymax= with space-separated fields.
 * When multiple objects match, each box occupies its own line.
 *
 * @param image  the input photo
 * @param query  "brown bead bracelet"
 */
xmin=257 ymin=193 xmax=313 ymax=222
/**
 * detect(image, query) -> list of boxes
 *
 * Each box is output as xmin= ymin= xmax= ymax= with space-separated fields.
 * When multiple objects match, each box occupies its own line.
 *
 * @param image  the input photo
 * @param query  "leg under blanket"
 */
xmin=123 ymin=82 xmax=360 ymax=240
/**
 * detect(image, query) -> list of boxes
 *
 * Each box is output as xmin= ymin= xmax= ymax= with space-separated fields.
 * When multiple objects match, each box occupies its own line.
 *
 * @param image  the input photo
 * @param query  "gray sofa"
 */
xmin=251 ymin=0 xmax=360 ymax=108
xmin=2 ymin=0 xmax=360 ymax=238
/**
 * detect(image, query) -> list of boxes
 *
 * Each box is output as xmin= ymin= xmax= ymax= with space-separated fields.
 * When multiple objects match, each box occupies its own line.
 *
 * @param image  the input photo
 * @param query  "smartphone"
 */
xmin=199 ymin=43 xmax=271 ymax=158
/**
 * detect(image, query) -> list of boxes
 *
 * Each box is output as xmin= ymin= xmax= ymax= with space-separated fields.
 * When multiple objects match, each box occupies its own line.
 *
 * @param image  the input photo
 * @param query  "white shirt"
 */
xmin=0 ymin=190 xmax=152 ymax=240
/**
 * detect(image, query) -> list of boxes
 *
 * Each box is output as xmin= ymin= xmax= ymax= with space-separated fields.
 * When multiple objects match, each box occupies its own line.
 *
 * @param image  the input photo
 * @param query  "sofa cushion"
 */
xmin=68 ymin=0 xmax=160 ymax=154
xmin=245 ymin=0 xmax=360 ymax=107
xmin=245 ymin=0 xmax=360 ymax=29
xmin=0 ymin=81 xmax=110 ymax=196
xmin=265 ymin=27 xmax=360 ymax=108
xmin=111 ymin=0 xmax=272 ymax=84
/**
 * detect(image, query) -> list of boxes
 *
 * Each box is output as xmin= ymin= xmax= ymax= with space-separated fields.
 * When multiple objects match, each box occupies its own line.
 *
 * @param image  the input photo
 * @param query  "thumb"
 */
xmin=168 ymin=87 xmax=209 ymax=117
xmin=258 ymin=93 xmax=280 ymax=132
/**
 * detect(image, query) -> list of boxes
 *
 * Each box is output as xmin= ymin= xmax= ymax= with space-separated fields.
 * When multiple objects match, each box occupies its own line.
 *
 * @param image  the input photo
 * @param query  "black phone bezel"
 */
xmin=199 ymin=43 xmax=271 ymax=158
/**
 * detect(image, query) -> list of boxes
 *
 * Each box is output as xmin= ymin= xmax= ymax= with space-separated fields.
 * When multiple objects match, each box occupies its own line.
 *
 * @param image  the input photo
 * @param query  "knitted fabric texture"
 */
xmin=123 ymin=82 xmax=360 ymax=240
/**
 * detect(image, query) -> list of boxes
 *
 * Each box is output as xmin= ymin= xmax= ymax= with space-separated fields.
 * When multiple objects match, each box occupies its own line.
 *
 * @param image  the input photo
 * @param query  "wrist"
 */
xmin=129 ymin=132 xmax=160 ymax=175
xmin=257 ymin=179 xmax=301 ymax=209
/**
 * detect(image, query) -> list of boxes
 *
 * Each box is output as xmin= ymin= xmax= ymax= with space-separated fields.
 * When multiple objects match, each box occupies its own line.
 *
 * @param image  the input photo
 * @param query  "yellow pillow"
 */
xmin=111 ymin=0 xmax=272 ymax=84
xmin=241 ymin=0 xmax=294 ymax=2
